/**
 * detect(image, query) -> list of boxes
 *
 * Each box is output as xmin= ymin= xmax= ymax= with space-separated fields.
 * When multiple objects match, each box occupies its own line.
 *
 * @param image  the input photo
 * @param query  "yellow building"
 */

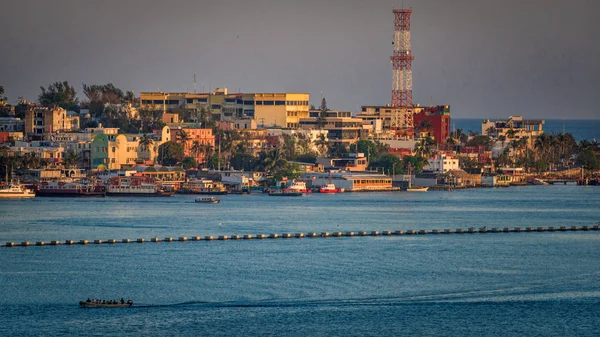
xmin=25 ymin=106 xmax=80 ymax=137
xmin=140 ymin=88 xmax=309 ymax=129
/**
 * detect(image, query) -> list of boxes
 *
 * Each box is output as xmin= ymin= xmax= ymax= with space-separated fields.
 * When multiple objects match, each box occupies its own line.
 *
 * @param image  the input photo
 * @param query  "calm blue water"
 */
xmin=453 ymin=118 xmax=600 ymax=141
xmin=1 ymin=187 xmax=600 ymax=336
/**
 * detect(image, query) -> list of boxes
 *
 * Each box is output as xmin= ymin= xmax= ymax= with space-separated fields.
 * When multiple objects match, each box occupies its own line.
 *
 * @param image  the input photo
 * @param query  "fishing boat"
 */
xmin=195 ymin=196 xmax=220 ymax=204
xmin=268 ymin=189 xmax=303 ymax=196
xmin=319 ymin=183 xmax=344 ymax=194
xmin=0 ymin=180 xmax=35 ymax=199
xmin=179 ymin=179 xmax=228 ymax=195
xmin=79 ymin=299 xmax=133 ymax=308
xmin=287 ymin=181 xmax=312 ymax=193
xmin=35 ymin=181 xmax=106 ymax=197
xmin=106 ymin=176 xmax=174 ymax=197
xmin=407 ymin=186 xmax=429 ymax=192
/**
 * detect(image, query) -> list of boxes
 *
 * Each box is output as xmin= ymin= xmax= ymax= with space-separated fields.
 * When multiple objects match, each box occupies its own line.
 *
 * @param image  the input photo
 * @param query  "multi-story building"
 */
xmin=0 ymin=117 xmax=25 ymax=132
xmin=357 ymin=105 xmax=450 ymax=143
xmin=413 ymin=105 xmax=451 ymax=143
xmin=168 ymin=124 xmax=215 ymax=165
xmin=25 ymin=106 xmax=80 ymax=138
xmin=481 ymin=116 xmax=544 ymax=142
xmin=140 ymin=88 xmax=309 ymax=128
xmin=425 ymin=154 xmax=460 ymax=174
xmin=299 ymin=110 xmax=370 ymax=147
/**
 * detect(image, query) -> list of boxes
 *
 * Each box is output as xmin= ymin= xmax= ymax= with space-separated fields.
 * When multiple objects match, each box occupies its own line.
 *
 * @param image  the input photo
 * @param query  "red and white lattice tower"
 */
xmin=390 ymin=8 xmax=414 ymax=134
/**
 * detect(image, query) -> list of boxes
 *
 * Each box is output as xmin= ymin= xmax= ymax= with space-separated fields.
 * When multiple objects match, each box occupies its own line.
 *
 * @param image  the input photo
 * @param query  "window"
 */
xmin=211 ymin=104 xmax=221 ymax=109
xmin=198 ymin=98 xmax=207 ymax=103
xmin=167 ymin=100 xmax=179 ymax=105
xmin=186 ymin=99 xmax=193 ymax=104
xmin=264 ymin=101 xmax=274 ymax=105
xmin=255 ymin=101 xmax=263 ymax=105
xmin=153 ymin=100 xmax=163 ymax=104
xmin=225 ymin=98 xmax=236 ymax=103
xmin=275 ymin=101 xmax=285 ymax=105
xmin=243 ymin=100 xmax=254 ymax=105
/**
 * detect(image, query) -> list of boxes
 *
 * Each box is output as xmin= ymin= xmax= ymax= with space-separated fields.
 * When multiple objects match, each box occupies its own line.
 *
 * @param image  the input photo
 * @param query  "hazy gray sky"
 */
xmin=1 ymin=0 xmax=598 ymax=119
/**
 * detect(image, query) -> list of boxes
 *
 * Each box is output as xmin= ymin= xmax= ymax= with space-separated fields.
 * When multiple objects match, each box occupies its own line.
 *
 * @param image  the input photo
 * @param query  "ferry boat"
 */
xmin=179 ymin=179 xmax=228 ymax=195
xmin=287 ymin=181 xmax=312 ymax=193
xmin=195 ymin=196 xmax=220 ymax=204
xmin=35 ymin=181 xmax=106 ymax=197
xmin=406 ymin=186 xmax=429 ymax=192
xmin=0 ymin=179 xmax=35 ymax=199
xmin=106 ymin=176 xmax=174 ymax=197
xmin=319 ymin=183 xmax=344 ymax=194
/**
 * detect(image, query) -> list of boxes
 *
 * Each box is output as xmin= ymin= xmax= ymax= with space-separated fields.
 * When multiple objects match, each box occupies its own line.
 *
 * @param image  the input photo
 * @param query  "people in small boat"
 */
xmin=121 ymin=298 xmax=125 ymax=304
xmin=86 ymin=298 xmax=91 ymax=303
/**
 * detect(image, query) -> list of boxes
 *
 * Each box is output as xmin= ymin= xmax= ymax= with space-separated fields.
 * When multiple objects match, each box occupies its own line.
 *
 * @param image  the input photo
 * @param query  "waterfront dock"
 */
xmin=5 ymin=225 xmax=599 ymax=248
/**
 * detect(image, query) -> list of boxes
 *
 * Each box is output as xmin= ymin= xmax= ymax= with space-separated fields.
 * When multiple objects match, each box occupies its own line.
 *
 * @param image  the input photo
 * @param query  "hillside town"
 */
xmin=0 ymin=82 xmax=599 ymax=197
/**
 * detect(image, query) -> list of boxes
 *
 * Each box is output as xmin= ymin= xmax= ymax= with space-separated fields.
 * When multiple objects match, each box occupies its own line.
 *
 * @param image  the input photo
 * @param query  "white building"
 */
xmin=425 ymin=154 xmax=459 ymax=174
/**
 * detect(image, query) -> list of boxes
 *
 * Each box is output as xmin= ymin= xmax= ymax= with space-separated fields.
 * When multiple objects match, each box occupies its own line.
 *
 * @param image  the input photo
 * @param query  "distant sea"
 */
xmin=452 ymin=118 xmax=600 ymax=141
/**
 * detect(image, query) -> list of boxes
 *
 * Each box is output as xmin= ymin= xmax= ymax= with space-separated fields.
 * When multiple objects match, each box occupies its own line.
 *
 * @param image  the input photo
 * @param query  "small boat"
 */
xmin=0 ymin=181 xmax=35 ymax=199
xmin=79 ymin=300 xmax=133 ymax=308
xmin=36 ymin=180 xmax=106 ymax=197
xmin=407 ymin=186 xmax=429 ymax=192
xmin=319 ymin=183 xmax=344 ymax=194
xmin=195 ymin=197 xmax=220 ymax=204
xmin=287 ymin=181 xmax=312 ymax=193
xmin=268 ymin=189 xmax=303 ymax=196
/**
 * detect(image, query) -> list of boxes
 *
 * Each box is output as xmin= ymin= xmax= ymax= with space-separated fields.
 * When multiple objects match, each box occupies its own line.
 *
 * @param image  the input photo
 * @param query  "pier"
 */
xmin=4 ymin=225 xmax=599 ymax=248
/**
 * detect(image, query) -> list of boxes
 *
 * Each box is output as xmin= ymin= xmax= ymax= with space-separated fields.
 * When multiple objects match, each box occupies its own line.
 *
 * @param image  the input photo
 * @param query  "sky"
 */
xmin=1 ymin=0 xmax=599 ymax=119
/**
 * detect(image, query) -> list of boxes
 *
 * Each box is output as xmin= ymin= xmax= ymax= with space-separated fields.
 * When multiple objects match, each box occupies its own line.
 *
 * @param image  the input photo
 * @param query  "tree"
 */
xmin=180 ymin=156 xmax=197 ymax=169
xmin=417 ymin=120 xmax=433 ymax=136
xmin=177 ymin=130 xmax=191 ymax=153
xmin=577 ymin=148 xmax=600 ymax=170
xmin=314 ymin=133 xmax=328 ymax=156
xmin=414 ymin=138 xmax=432 ymax=159
xmin=158 ymin=141 xmax=185 ymax=166
xmin=403 ymin=155 xmax=429 ymax=174
xmin=63 ymin=150 xmax=79 ymax=168
xmin=328 ymin=142 xmax=348 ymax=158
xmin=498 ymin=135 xmax=506 ymax=148
xmin=0 ymin=85 xmax=6 ymax=102
xmin=138 ymin=134 xmax=155 ymax=161
xmin=316 ymin=96 xmax=328 ymax=129
xmin=369 ymin=154 xmax=403 ymax=175
xmin=39 ymin=81 xmax=79 ymax=111
xmin=280 ymin=134 xmax=297 ymax=160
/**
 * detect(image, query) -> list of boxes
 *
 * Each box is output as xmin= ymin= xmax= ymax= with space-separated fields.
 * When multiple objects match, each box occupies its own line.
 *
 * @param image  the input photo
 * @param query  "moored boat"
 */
xmin=407 ymin=186 xmax=429 ymax=192
xmin=287 ymin=181 xmax=312 ymax=193
xmin=35 ymin=181 xmax=106 ymax=197
xmin=319 ymin=183 xmax=344 ymax=194
xmin=195 ymin=196 xmax=220 ymax=204
xmin=179 ymin=179 xmax=228 ymax=195
xmin=0 ymin=180 xmax=35 ymax=199
xmin=268 ymin=189 xmax=303 ymax=196
xmin=106 ymin=176 xmax=174 ymax=197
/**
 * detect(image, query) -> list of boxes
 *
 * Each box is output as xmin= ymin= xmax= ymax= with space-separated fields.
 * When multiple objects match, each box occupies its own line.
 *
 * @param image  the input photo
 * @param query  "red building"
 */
xmin=413 ymin=105 xmax=450 ymax=144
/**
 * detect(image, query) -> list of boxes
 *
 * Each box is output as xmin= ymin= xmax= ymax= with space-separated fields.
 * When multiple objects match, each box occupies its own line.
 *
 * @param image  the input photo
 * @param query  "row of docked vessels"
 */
xmin=1 ymin=176 xmax=175 ymax=198
xmin=179 ymin=179 xmax=228 ymax=195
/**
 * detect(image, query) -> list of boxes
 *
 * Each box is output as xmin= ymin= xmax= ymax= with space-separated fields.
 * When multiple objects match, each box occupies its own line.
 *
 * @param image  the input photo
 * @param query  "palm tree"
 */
xmin=177 ymin=129 xmax=191 ymax=153
xmin=498 ymin=135 xmax=507 ymax=148
xmin=414 ymin=138 xmax=431 ymax=159
xmin=138 ymin=134 xmax=154 ymax=161
xmin=314 ymin=133 xmax=328 ymax=156
xmin=63 ymin=150 xmax=79 ymax=168
xmin=191 ymin=140 xmax=202 ymax=161
xmin=506 ymin=129 xmax=516 ymax=141
xmin=418 ymin=120 xmax=433 ymax=137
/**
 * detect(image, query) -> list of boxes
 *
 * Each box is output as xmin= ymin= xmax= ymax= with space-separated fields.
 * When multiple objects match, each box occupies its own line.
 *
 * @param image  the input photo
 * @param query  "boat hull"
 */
xmin=35 ymin=191 xmax=106 ymax=197
xmin=79 ymin=301 xmax=132 ymax=308
xmin=106 ymin=191 xmax=174 ymax=197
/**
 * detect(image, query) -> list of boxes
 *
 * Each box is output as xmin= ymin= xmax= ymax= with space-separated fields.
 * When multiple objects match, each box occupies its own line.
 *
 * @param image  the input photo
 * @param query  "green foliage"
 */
xmin=180 ymin=157 xmax=197 ymax=170
xmin=158 ymin=141 xmax=184 ymax=166
xmin=230 ymin=153 xmax=256 ymax=171
xmin=577 ymin=148 xmax=600 ymax=170
xmin=295 ymin=153 xmax=317 ymax=163
xmin=402 ymin=155 xmax=428 ymax=174
xmin=328 ymin=142 xmax=348 ymax=158
xmin=316 ymin=96 xmax=328 ymax=129
xmin=38 ymin=81 xmax=79 ymax=111
xmin=466 ymin=135 xmax=493 ymax=151
xmin=369 ymin=154 xmax=403 ymax=175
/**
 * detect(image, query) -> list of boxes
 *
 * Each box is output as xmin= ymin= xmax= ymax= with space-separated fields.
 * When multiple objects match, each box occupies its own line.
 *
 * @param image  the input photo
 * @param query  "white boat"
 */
xmin=407 ymin=187 xmax=429 ymax=192
xmin=0 ymin=180 xmax=35 ymax=198
xmin=287 ymin=181 xmax=312 ymax=193
xmin=106 ymin=177 xmax=174 ymax=197
xmin=195 ymin=197 xmax=220 ymax=204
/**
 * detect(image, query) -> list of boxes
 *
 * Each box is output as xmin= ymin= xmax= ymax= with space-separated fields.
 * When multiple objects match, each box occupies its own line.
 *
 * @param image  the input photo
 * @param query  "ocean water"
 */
xmin=1 ymin=187 xmax=599 ymax=336
xmin=453 ymin=118 xmax=600 ymax=141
